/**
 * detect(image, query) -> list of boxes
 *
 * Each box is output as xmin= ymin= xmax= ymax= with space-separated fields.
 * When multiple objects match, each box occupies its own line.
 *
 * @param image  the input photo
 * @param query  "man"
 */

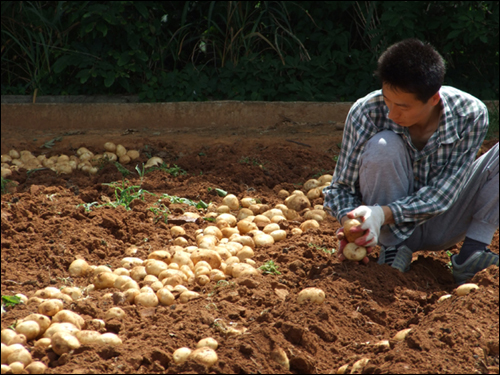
xmin=323 ymin=38 xmax=499 ymax=285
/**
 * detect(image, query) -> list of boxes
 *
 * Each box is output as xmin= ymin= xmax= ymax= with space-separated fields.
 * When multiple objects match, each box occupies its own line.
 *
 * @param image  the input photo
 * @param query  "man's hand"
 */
xmin=336 ymin=227 xmax=373 ymax=264
xmin=348 ymin=205 xmax=385 ymax=247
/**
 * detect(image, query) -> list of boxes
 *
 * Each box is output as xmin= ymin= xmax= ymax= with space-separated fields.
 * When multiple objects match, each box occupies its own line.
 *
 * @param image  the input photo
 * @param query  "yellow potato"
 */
xmin=343 ymin=218 xmax=365 ymax=243
xmin=343 ymin=243 xmax=367 ymax=261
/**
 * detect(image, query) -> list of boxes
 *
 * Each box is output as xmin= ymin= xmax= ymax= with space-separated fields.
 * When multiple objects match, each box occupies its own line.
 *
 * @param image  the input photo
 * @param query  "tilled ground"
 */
xmin=1 ymin=125 xmax=499 ymax=374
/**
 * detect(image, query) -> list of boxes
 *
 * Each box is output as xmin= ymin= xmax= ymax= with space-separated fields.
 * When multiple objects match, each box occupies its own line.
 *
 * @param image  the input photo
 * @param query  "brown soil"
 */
xmin=1 ymin=120 xmax=499 ymax=374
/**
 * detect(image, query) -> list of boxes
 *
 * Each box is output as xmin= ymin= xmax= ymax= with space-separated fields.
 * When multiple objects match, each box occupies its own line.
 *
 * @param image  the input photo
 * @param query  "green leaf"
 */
xmin=215 ymin=188 xmax=227 ymax=197
xmin=447 ymin=29 xmax=462 ymax=39
xmin=117 ymin=52 xmax=131 ymax=66
xmin=2 ymin=295 xmax=22 ymax=308
xmin=104 ymin=72 xmax=115 ymax=88
xmin=52 ymin=56 xmax=70 ymax=74
xmin=134 ymin=3 xmax=149 ymax=19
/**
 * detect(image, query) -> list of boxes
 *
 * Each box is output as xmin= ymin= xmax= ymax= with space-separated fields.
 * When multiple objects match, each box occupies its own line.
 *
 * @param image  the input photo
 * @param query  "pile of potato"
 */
xmin=0 ymin=142 xmax=166 ymax=178
xmin=1 ymin=285 xmax=122 ymax=374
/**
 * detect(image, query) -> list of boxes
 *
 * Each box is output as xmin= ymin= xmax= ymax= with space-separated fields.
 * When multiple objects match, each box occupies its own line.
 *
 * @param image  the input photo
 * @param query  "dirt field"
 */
xmin=1 ymin=119 xmax=498 ymax=374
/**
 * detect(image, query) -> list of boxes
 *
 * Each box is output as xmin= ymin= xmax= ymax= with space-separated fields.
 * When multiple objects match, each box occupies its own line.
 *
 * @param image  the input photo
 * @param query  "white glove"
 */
xmin=349 ymin=205 xmax=385 ymax=247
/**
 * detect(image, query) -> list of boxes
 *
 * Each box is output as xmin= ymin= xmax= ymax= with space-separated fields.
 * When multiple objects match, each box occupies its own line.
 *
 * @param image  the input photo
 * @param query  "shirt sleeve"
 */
xmin=388 ymin=104 xmax=489 ymax=230
xmin=323 ymin=100 xmax=378 ymax=221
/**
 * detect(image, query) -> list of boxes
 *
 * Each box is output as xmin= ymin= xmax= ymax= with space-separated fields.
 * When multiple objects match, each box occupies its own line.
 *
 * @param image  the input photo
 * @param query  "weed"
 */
xmin=208 ymin=280 xmax=235 ymax=297
xmin=148 ymin=202 xmax=171 ymax=224
xmin=259 ymin=260 xmax=281 ymax=275
xmin=239 ymin=156 xmax=266 ymax=168
xmin=1 ymin=295 xmax=22 ymax=315
xmin=446 ymin=250 xmax=454 ymax=271
xmin=40 ymin=136 xmax=62 ymax=149
xmin=114 ymin=162 xmax=131 ymax=177
xmin=135 ymin=163 xmax=146 ymax=182
xmin=161 ymin=194 xmax=208 ymax=210
xmin=1 ymin=177 xmax=16 ymax=195
xmin=146 ymin=163 xmax=187 ymax=177
xmin=308 ymin=243 xmax=336 ymax=255
xmin=203 ymin=217 xmax=216 ymax=222
xmin=76 ymin=202 xmax=99 ymax=212
xmin=101 ymin=180 xmax=155 ymax=210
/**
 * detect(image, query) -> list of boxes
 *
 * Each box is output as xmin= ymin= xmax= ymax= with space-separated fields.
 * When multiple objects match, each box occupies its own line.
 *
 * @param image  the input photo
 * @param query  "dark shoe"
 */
xmin=378 ymin=245 xmax=413 ymax=272
xmin=451 ymin=249 xmax=499 ymax=285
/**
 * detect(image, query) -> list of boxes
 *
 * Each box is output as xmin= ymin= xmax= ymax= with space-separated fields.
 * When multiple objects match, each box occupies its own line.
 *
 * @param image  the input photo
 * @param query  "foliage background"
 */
xmin=1 ymin=1 xmax=499 ymax=102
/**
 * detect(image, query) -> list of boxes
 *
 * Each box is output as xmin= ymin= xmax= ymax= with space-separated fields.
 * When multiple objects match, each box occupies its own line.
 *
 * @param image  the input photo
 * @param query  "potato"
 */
xmin=173 ymin=347 xmax=192 ymax=364
xmin=42 ymin=323 xmax=80 ymax=339
xmin=236 ymin=246 xmax=255 ymax=262
xmin=278 ymin=189 xmax=290 ymax=199
xmin=8 ymin=335 xmax=27 ymax=346
xmin=130 ymin=266 xmax=147 ymax=281
xmin=231 ymin=235 xmax=255 ymax=249
xmin=134 ymin=292 xmax=158 ymax=307
xmin=209 ymin=269 xmax=226 ymax=282
xmin=343 ymin=243 xmax=367 ymax=261
xmin=15 ymin=321 xmax=40 ymax=341
xmin=437 ymin=294 xmax=452 ymax=303
xmin=98 ymin=333 xmax=122 ymax=346
xmin=253 ymin=233 xmax=275 ymax=247
xmin=285 ymin=194 xmax=311 ymax=212
xmin=297 ymin=287 xmax=325 ymax=305
xmin=270 ymin=230 xmax=287 ymax=242
xmin=119 ymin=155 xmax=131 ymax=164
xmin=456 ymin=283 xmax=479 ymax=296
xmin=21 ymin=314 xmax=50 ymax=335
xmin=34 ymin=338 xmax=52 ymax=349
xmin=189 ymin=347 xmax=218 ymax=368
xmin=35 ymin=287 xmax=61 ymax=299
xmin=393 ymin=328 xmax=412 ymax=341
xmin=352 ymin=358 xmax=370 ymax=373
xmin=93 ymin=272 xmax=118 ymax=289
xmin=318 ymin=174 xmax=333 ymax=185
xmin=343 ymin=218 xmax=365 ymax=243
xmin=38 ymin=299 xmax=63 ymax=317
xmin=52 ymin=310 xmax=85 ymax=330
xmin=179 ymin=291 xmax=200 ymax=304
xmin=157 ymin=288 xmax=175 ymax=306
xmin=115 ymin=144 xmax=127 ymax=157
xmin=223 ymin=194 xmax=240 ymax=211
xmin=231 ymin=263 xmax=258 ymax=278
xmin=145 ymin=259 xmax=169 ymax=276
xmin=127 ymin=150 xmax=140 ymax=160
xmin=191 ymin=249 xmax=222 ymax=269
xmin=103 ymin=142 xmax=116 ymax=152
xmin=75 ymin=330 xmax=102 ymax=345
xmin=103 ymin=151 xmax=117 ymax=162
xmin=237 ymin=220 xmax=258 ymax=234
xmin=93 ymin=265 xmax=114 ymax=275
xmin=171 ymin=226 xmax=186 ymax=237
xmin=217 ymin=213 xmax=237 ymax=227
xmin=263 ymin=223 xmax=280 ymax=234
xmin=203 ymin=226 xmax=223 ymax=240
xmin=123 ymin=289 xmax=140 ymax=303
xmin=271 ymin=347 xmax=289 ymax=370
xmin=144 ymin=156 xmax=163 ymax=169
xmin=25 ymin=361 xmax=47 ymax=374
xmin=50 ymin=331 xmax=81 ymax=356
xmin=240 ymin=197 xmax=257 ymax=208
xmin=197 ymin=337 xmax=218 ymax=350
xmin=60 ymin=287 xmax=83 ymax=301
xmin=105 ymin=307 xmax=126 ymax=321
xmin=9 ymin=361 xmax=24 ymax=374
xmin=196 ymin=275 xmax=210 ymax=286
xmin=1 ymin=330 xmax=17 ymax=345
xmin=300 ymin=219 xmax=320 ymax=232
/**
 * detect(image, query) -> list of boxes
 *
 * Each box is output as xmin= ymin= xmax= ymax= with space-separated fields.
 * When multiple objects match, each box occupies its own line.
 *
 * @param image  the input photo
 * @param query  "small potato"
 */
xmin=115 ymin=144 xmax=127 ymax=157
xmin=103 ymin=142 xmax=116 ymax=152
xmin=60 ymin=287 xmax=83 ymax=301
xmin=437 ymin=294 xmax=452 ymax=303
xmin=297 ymin=287 xmax=325 ymax=305
xmin=196 ymin=275 xmax=210 ymax=286
xmin=285 ymin=194 xmax=311 ymax=212
xmin=68 ymin=259 xmax=90 ymax=277
xmin=25 ymin=361 xmax=47 ymax=374
xmin=173 ymin=347 xmax=192 ymax=364
xmin=105 ymin=307 xmax=126 ymax=321
xmin=15 ymin=321 xmax=40 ymax=341
xmin=300 ymin=219 xmax=320 ymax=232
xmin=223 ymin=194 xmax=240 ymax=211
xmin=34 ymin=338 xmax=52 ymax=349
xmin=21 ymin=314 xmax=50 ymax=335
xmin=306 ymin=188 xmax=321 ymax=200
xmin=75 ymin=330 xmax=102 ymax=345
xmin=127 ymin=150 xmax=140 ymax=160
xmin=216 ymin=213 xmax=237 ymax=227
xmin=236 ymin=246 xmax=254 ymax=262
xmin=171 ymin=226 xmax=186 ymax=237
xmin=7 ymin=334 xmax=27 ymax=346
xmin=197 ymin=337 xmax=218 ymax=350
xmin=304 ymin=178 xmax=320 ymax=191
xmin=148 ymin=250 xmax=172 ymax=263
xmin=189 ymin=347 xmax=218 ymax=368
xmin=291 ymin=228 xmax=303 ymax=235
xmin=393 ymin=328 xmax=412 ymax=341
xmin=2 ymin=329 xmax=17 ymax=345
xmin=271 ymin=347 xmax=289 ymax=370
xmin=240 ymin=197 xmax=257 ymax=208
xmin=97 ymin=333 xmax=122 ymax=346
xmin=50 ymin=331 xmax=81 ymax=356
xmin=42 ymin=322 xmax=80 ymax=339
xmin=263 ymin=223 xmax=280 ymax=234
xmin=179 ymin=291 xmax=200 ymax=304
xmin=157 ymin=288 xmax=175 ymax=306
xmin=237 ymin=220 xmax=258 ymax=234
xmin=130 ymin=266 xmax=147 ymax=281
xmin=134 ymin=292 xmax=158 ymax=307
xmin=93 ymin=272 xmax=118 ymax=289
xmin=343 ymin=243 xmax=367 ymax=262
xmin=52 ymin=310 xmax=85 ymax=330
xmin=145 ymin=259 xmax=169 ymax=276
xmin=231 ymin=263 xmax=258 ymax=278
xmin=253 ymin=233 xmax=275 ymax=247
xmin=343 ymin=218 xmax=365 ymax=243
xmin=191 ymin=249 xmax=222 ymax=269
xmin=38 ymin=299 xmax=63 ymax=317
xmin=456 ymin=283 xmax=479 ymax=296
xmin=203 ymin=226 xmax=223 ymax=240
xmin=270 ymin=230 xmax=287 ymax=242
xmin=119 ymin=155 xmax=131 ymax=165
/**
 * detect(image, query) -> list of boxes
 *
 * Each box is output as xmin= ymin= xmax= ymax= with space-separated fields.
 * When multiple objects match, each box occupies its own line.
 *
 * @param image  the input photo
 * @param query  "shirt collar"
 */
xmin=436 ymin=87 xmax=460 ymax=144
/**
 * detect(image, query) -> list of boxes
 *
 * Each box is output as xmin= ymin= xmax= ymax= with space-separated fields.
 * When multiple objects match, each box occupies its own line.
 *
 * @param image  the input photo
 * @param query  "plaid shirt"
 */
xmin=323 ymin=86 xmax=489 ymax=241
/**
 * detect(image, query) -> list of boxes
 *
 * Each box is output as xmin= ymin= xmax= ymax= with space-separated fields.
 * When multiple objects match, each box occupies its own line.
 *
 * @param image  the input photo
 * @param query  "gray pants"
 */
xmin=359 ymin=130 xmax=499 ymax=251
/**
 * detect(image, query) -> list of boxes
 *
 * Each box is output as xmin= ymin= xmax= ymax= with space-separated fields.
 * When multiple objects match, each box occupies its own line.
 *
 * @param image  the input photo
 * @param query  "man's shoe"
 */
xmin=378 ymin=245 xmax=413 ymax=272
xmin=451 ymin=249 xmax=499 ymax=285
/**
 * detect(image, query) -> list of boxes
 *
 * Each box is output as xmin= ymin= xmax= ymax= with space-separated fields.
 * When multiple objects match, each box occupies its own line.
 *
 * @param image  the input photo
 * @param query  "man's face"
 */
xmin=382 ymin=83 xmax=440 ymax=128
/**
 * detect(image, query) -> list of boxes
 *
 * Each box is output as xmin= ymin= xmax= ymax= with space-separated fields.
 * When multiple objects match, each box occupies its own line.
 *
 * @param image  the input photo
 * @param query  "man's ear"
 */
xmin=430 ymin=91 xmax=441 ymax=106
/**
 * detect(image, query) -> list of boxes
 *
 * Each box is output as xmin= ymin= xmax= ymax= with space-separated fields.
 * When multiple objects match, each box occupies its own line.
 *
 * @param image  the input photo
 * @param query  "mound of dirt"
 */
xmin=1 ymin=124 xmax=498 ymax=374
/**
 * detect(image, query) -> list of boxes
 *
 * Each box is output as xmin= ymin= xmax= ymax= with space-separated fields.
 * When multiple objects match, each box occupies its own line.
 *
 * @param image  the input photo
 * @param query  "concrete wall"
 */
xmin=0 ymin=101 xmax=354 ymax=132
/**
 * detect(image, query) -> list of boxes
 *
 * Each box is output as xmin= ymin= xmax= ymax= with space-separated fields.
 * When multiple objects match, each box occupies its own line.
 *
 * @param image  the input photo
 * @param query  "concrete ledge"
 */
xmin=0 ymin=101 xmax=354 ymax=132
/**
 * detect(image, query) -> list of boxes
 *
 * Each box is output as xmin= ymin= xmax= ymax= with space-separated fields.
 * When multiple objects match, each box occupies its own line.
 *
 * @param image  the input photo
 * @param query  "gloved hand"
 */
xmin=347 ymin=205 xmax=385 ymax=247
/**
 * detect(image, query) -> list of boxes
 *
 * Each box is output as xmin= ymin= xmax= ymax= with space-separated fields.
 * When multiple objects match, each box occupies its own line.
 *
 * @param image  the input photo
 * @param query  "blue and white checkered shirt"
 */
xmin=323 ymin=86 xmax=489 ymax=241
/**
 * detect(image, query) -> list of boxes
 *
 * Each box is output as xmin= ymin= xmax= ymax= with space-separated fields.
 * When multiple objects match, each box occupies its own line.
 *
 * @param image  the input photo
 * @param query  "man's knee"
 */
xmin=362 ymin=130 xmax=407 ymax=166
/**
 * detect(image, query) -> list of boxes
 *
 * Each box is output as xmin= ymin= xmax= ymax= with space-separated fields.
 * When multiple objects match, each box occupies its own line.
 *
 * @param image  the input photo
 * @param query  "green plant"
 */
xmin=208 ymin=280 xmax=235 ymax=297
xmin=146 ymin=163 xmax=187 ymax=177
xmin=102 ymin=180 xmax=155 ymax=210
xmin=308 ymin=243 xmax=336 ymax=255
xmin=148 ymin=202 xmax=171 ymax=224
xmin=446 ymin=250 xmax=454 ymax=271
xmin=207 ymin=187 xmax=228 ymax=197
xmin=1 ymin=295 xmax=22 ymax=315
xmin=259 ymin=260 xmax=281 ymax=275
xmin=161 ymin=194 xmax=208 ymax=210
xmin=1 ymin=177 xmax=16 ymax=195
xmin=114 ymin=162 xmax=131 ymax=177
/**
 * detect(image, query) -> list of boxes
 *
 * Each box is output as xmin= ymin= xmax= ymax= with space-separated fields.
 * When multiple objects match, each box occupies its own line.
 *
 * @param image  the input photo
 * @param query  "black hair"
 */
xmin=374 ymin=39 xmax=446 ymax=103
